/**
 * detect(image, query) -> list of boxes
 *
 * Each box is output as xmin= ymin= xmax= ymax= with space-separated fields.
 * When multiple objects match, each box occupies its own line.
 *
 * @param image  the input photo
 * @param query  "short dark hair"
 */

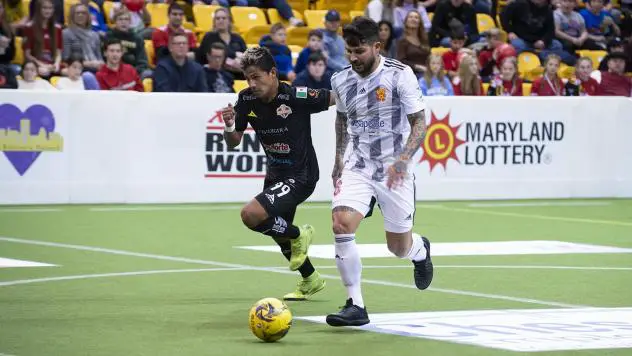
xmin=209 ymin=41 xmax=227 ymax=54
xmin=169 ymin=31 xmax=188 ymax=43
xmin=65 ymin=53 xmax=84 ymax=66
xmin=343 ymin=16 xmax=379 ymax=46
xmin=270 ymin=22 xmax=285 ymax=34
xmin=241 ymin=47 xmax=276 ymax=72
xmin=103 ymin=37 xmax=122 ymax=50
xmin=307 ymin=52 xmax=326 ymax=65
xmin=168 ymin=2 xmax=184 ymax=14
xmin=308 ymin=29 xmax=323 ymax=40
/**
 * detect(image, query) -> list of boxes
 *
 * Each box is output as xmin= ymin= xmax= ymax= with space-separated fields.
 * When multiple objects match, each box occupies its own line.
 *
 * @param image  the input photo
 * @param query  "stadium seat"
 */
xmin=247 ymin=43 xmax=258 ymax=48
xmin=234 ymin=80 xmax=249 ymax=92
xmin=287 ymin=0 xmax=309 ymax=13
xmin=349 ymin=10 xmax=364 ymax=20
xmin=428 ymin=12 xmax=433 ymax=21
xmin=245 ymin=25 xmax=271 ymax=45
xmin=477 ymin=13 xmax=496 ymax=33
xmin=49 ymin=76 xmax=60 ymax=87
xmin=267 ymin=9 xmax=304 ymax=27
xmin=558 ymin=63 xmax=575 ymax=80
xmin=145 ymin=40 xmax=155 ymax=68
xmin=287 ymin=27 xmax=311 ymax=46
xmin=143 ymin=78 xmax=153 ymax=92
xmin=64 ymin=0 xmax=80 ymax=25
xmin=231 ymin=7 xmax=268 ymax=35
xmin=146 ymin=3 xmax=169 ymax=28
xmin=496 ymin=15 xmax=503 ymax=30
xmin=431 ymin=47 xmax=450 ymax=56
xmin=21 ymin=0 xmax=29 ymax=17
xmin=482 ymin=82 xmax=489 ymax=94
xmin=315 ymin=0 xmax=352 ymax=23
xmin=576 ymin=50 xmax=607 ymax=70
xmin=353 ymin=0 xmax=368 ymax=10
xmin=304 ymin=10 xmax=328 ymax=29
xmin=193 ymin=4 xmax=220 ymax=32
xmin=522 ymin=82 xmax=532 ymax=96
xmin=518 ymin=52 xmax=541 ymax=81
xmin=11 ymin=37 xmax=24 ymax=65
xmin=288 ymin=44 xmax=303 ymax=65
xmin=103 ymin=1 xmax=115 ymax=26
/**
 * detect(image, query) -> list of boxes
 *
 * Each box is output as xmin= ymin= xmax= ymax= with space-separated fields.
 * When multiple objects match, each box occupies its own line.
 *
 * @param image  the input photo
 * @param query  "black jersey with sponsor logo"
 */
xmin=234 ymin=82 xmax=330 ymax=184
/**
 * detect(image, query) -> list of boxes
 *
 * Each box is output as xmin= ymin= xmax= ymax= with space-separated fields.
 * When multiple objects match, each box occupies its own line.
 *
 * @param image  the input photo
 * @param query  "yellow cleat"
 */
xmin=289 ymin=224 xmax=314 ymax=271
xmin=283 ymin=272 xmax=326 ymax=301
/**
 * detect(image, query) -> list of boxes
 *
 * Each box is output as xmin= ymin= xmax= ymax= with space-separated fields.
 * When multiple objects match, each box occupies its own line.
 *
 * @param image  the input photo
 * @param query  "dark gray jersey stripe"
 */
xmin=352 ymin=135 xmax=365 ymax=169
xmin=391 ymin=71 xmax=403 ymax=156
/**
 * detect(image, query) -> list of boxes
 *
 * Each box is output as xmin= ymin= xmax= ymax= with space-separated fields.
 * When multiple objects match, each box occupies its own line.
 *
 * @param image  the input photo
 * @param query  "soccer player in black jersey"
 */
xmin=220 ymin=47 xmax=333 ymax=301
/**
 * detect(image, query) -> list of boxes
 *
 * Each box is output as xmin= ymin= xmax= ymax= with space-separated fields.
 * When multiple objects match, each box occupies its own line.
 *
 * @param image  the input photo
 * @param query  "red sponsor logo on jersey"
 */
xmin=262 ymin=142 xmax=291 ymax=154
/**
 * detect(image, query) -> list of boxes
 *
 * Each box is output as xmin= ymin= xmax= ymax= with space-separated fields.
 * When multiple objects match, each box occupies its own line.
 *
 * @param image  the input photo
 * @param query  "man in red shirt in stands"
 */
xmin=151 ymin=2 xmax=197 ymax=64
xmin=565 ymin=57 xmax=600 ymax=95
xmin=96 ymin=38 xmax=143 ymax=91
xmin=442 ymin=30 xmax=465 ymax=79
xmin=596 ymin=52 xmax=632 ymax=97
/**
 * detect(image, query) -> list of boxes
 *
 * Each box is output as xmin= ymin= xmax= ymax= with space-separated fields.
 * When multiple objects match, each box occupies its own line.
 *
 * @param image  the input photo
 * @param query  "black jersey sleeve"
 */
xmin=233 ymin=92 xmax=249 ymax=132
xmin=292 ymin=86 xmax=331 ymax=114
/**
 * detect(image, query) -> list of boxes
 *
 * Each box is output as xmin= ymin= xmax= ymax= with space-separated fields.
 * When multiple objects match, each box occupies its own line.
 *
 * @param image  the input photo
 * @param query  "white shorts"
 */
xmin=332 ymin=169 xmax=415 ymax=233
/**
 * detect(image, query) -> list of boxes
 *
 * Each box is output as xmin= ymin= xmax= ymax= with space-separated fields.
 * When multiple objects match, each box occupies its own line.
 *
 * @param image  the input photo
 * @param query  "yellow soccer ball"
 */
xmin=248 ymin=297 xmax=293 ymax=342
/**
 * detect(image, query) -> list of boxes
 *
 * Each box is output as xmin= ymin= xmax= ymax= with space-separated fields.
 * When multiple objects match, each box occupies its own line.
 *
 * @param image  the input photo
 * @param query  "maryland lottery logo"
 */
xmin=420 ymin=111 xmax=564 ymax=173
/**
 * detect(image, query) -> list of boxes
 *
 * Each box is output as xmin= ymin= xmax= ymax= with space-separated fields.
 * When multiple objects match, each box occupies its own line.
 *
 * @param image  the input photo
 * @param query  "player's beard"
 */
xmin=352 ymin=55 xmax=377 ymax=77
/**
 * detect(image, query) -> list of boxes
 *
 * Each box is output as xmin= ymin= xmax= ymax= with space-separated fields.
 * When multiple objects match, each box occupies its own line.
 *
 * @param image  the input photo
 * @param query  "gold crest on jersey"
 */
xmin=376 ymin=87 xmax=386 ymax=102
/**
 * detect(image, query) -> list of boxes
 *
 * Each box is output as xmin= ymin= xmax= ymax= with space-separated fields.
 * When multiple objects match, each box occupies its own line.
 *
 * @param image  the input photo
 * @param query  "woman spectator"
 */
xmin=196 ymin=7 xmax=246 ymax=76
xmin=565 ymin=57 xmax=599 ymax=95
xmin=419 ymin=54 xmax=454 ymax=96
xmin=487 ymin=57 xmax=523 ymax=96
xmin=396 ymin=11 xmax=431 ymax=76
xmin=23 ymin=0 xmax=61 ymax=78
xmin=17 ymin=60 xmax=55 ymax=89
xmin=55 ymin=54 xmax=85 ymax=90
xmin=453 ymin=54 xmax=483 ymax=95
xmin=531 ymin=54 xmax=565 ymax=96
xmin=378 ymin=20 xmax=397 ymax=58
xmin=393 ymin=0 xmax=431 ymax=33
xmin=63 ymin=3 xmax=103 ymax=73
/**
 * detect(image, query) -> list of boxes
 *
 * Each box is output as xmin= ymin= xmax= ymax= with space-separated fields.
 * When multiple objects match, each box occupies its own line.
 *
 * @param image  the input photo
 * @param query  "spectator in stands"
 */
xmin=196 ymin=8 xmax=246 ymax=76
xmin=322 ymin=10 xmax=349 ymax=72
xmin=598 ymin=37 xmax=630 ymax=71
xmin=487 ymin=57 xmax=523 ymax=95
xmin=17 ymin=60 xmax=56 ymax=89
xmin=378 ymin=20 xmax=397 ymax=58
xmin=502 ymin=0 xmax=575 ymax=64
xmin=555 ymin=0 xmax=605 ymax=54
xmin=367 ymin=0 xmax=395 ymax=24
xmin=292 ymin=52 xmax=333 ymax=89
xmin=153 ymin=32 xmax=207 ymax=92
xmin=442 ymin=30 xmax=466 ymax=78
xmin=580 ymin=0 xmax=621 ymax=48
xmin=96 ymin=37 xmax=143 ymax=91
xmin=83 ymin=0 xmax=107 ymax=35
xmin=110 ymin=0 xmax=152 ymax=39
xmin=295 ymin=29 xmax=324 ymax=75
xmin=106 ymin=8 xmax=151 ymax=79
xmin=565 ymin=56 xmax=599 ymax=95
xmin=23 ymin=0 xmax=62 ymax=78
xmin=251 ymin=0 xmax=304 ymax=27
xmin=582 ymin=0 xmax=622 ymax=25
xmin=419 ymin=53 xmax=454 ymax=95
xmin=0 ymin=1 xmax=15 ymax=67
xmin=430 ymin=0 xmax=479 ymax=47
xmin=453 ymin=54 xmax=483 ymax=94
xmin=204 ymin=42 xmax=233 ymax=93
xmin=596 ymin=52 xmax=632 ymax=96
xmin=55 ymin=54 xmax=85 ymax=90
xmin=3 ymin=0 xmax=27 ymax=32
xmin=479 ymin=28 xmax=516 ymax=79
xmin=260 ymin=23 xmax=295 ymax=81
xmin=397 ymin=10 xmax=431 ymax=75
xmin=28 ymin=0 xmax=63 ymax=25
xmin=531 ymin=54 xmax=565 ymax=95
xmin=151 ymin=2 xmax=196 ymax=63
xmin=62 ymin=3 xmax=104 ymax=73
xmin=393 ymin=0 xmax=431 ymax=33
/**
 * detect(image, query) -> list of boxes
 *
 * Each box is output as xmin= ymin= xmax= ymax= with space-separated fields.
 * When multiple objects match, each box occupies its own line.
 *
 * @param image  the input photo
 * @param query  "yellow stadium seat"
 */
xmin=234 ymin=80 xmax=249 ymax=92
xmin=247 ymin=43 xmax=258 ymax=48
xmin=477 ymin=13 xmax=496 ymax=33
xmin=143 ymin=78 xmax=153 ymax=92
xmin=428 ymin=12 xmax=433 ymax=22
xmin=482 ymin=82 xmax=489 ymax=94
xmin=103 ymin=1 xmax=114 ymax=26
xmin=21 ymin=0 xmax=29 ymax=17
xmin=231 ymin=7 xmax=268 ymax=35
xmin=431 ymin=47 xmax=450 ymax=56
xmin=12 ymin=37 xmax=24 ymax=65
xmin=522 ymin=83 xmax=532 ymax=96
xmin=146 ymin=3 xmax=169 ymax=28
xmin=349 ymin=10 xmax=364 ymax=20
xmin=245 ymin=25 xmax=271 ymax=45
xmin=193 ymin=4 xmax=220 ymax=31
xmin=289 ymin=44 xmax=303 ymax=54
xmin=353 ymin=0 xmax=368 ymax=11
xmin=287 ymin=27 xmax=311 ymax=47
xmin=558 ymin=63 xmax=575 ymax=80
xmin=315 ymin=0 xmax=352 ymax=23
xmin=267 ymin=9 xmax=304 ymax=27
xmin=518 ymin=52 xmax=541 ymax=81
xmin=49 ymin=76 xmax=60 ymax=87
xmin=144 ymin=40 xmax=155 ymax=68
xmin=496 ymin=15 xmax=503 ymax=30
xmin=304 ymin=10 xmax=327 ymax=29
xmin=64 ymin=0 xmax=80 ymax=25
xmin=288 ymin=0 xmax=309 ymax=13
xmin=576 ymin=50 xmax=607 ymax=70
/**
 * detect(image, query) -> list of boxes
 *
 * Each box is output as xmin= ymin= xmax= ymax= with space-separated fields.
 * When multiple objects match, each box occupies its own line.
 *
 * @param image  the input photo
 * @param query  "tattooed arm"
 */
xmin=387 ymin=110 xmax=427 ymax=189
xmin=332 ymin=111 xmax=349 ymax=187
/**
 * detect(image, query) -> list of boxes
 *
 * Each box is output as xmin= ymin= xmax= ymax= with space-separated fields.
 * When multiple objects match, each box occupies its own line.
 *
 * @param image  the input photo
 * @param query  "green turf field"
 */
xmin=0 ymin=199 xmax=631 ymax=356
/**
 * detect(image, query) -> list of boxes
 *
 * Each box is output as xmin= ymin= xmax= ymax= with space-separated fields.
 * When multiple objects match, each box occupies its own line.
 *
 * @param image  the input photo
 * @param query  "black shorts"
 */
xmin=255 ymin=177 xmax=316 ymax=223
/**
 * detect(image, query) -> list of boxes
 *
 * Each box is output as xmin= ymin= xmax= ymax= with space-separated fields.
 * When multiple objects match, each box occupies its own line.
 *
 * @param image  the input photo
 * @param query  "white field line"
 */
xmin=468 ymin=202 xmax=612 ymax=208
xmin=0 ymin=208 xmax=62 ymax=213
xmin=0 ymin=353 xmax=17 ymax=356
xmin=0 ymin=236 xmax=589 ymax=308
xmin=271 ymin=265 xmax=632 ymax=271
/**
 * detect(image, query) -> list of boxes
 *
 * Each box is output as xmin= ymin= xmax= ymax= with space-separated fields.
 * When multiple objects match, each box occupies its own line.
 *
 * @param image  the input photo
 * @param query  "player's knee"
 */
xmin=332 ymin=215 xmax=354 ymax=234
xmin=387 ymin=240 xmax=408 ymax=258
xmin=240 ymin=207 xmax=262 ymax=229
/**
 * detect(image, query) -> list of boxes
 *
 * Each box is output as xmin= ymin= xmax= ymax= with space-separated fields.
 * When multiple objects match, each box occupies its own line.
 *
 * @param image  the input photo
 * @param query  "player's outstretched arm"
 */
xmin=332 ymin=111 xmax=349 ymax=187
xmin=387 ymin=110 xmax=427 ymax=189
xmin=222 ymin=103 xmax=244 ymax=149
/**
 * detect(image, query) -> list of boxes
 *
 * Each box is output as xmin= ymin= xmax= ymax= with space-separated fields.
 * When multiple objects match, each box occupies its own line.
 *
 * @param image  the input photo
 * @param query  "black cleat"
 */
xmin=413 ymin=236 xmax=433 ymax=290
xmin=325 ymin=298 xmax=370 ymax=327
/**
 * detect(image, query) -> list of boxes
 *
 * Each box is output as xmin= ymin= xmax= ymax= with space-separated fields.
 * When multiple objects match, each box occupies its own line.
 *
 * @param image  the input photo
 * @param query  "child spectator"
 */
xmin=453 ymin=54 xmax=483 ymax=95
xmin=62 ymin=3 xmax=103 ymax=73
xmin=419 ymin=53 xmax=454 ymax=96
xmin=17 ymin=60 xmax=55 ymax=89
xmin=565 ymin=57 xmax=599 ymax=95
xmin=555 ymin=0 xmax=604 ymax=53
xmin=596 ymin=52 xmax=632 ymax=96
xmin=23 ymin=0 xmax=62 ymax=78
xmin=204 ymin=42 xmax=233 ymax=93
xmin=442 ymin=30 xmax=465 ymax=78
xmin=110 ymin=0 xmax=151 ymax=39
xmin=378 ymin=20 xmax=397 ymax=58
xmin=96 ymin=37 xmax=143 ymax=91
xmin=580 ymin=0 xmax=621 ymax=49
xmin=393 ymin=0 xmax=431 ymax=33
xmin=260 ymin=23 xmax=295 ymax=81
xmin=295 ymin=29 xmax=323 ymax=75
xmin=56 ymin=55 xmax=85 ymax=90
xmin=531 ymin=54 xmax=565 ymax=96
xmin=397 ymin=10 xmax=431 ymax=75
xmin=292 ymin=52 xmax=332 ymax=90
xmin=479 ymin=32 xmax=517 ymax=80
xmin=487 ymin=57 xmax=523 ymax=96
xmin=105 ymin=8 xmax=151 ymax=79
xmin=153 ymin=32 xmax=207 ymax=92
xmin=151 ymin=2 xmax=196 ymax=63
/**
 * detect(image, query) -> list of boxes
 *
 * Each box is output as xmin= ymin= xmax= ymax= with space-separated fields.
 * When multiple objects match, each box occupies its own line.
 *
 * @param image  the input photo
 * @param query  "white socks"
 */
xmin=334 ymin=234 xmax=364 ymax=308
xmin=406 ymin=233 xmax=427 ymax=262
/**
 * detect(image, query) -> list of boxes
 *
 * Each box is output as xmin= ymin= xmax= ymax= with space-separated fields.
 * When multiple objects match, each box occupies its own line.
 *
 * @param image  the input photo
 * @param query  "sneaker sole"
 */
xmin=325 ymin=315 xmax=370 ymax=327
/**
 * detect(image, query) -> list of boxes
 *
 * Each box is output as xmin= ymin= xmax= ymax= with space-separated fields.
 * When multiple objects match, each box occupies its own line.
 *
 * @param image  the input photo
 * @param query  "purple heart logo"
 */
xmin=0 ymin=104 xmax=58 ymax=176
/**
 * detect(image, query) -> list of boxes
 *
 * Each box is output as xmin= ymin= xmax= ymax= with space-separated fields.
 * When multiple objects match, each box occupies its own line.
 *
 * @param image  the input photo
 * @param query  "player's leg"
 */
xmin=378 ymin=175 xmax=433 ymax=290
xmin=325 ymin=170 xmax=373 ymax=327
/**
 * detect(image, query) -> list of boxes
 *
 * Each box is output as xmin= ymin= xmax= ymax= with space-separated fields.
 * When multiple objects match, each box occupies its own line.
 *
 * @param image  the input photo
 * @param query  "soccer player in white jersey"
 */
xmin=325 ymin=16 xmax=433 ymax=327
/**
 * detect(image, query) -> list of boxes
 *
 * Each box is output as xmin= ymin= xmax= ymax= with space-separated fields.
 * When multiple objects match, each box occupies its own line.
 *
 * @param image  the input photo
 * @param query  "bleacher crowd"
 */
xmin=0 ymin=0 xmax=630 ymax=96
